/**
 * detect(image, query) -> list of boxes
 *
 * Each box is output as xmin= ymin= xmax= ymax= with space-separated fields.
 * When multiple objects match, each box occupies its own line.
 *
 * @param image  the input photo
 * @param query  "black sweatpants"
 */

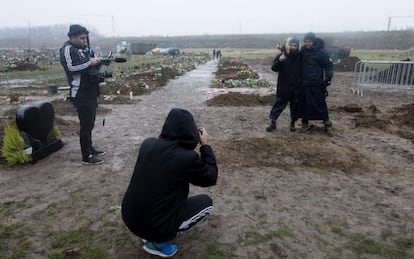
xmin=72 ymin=98 xmax=97 ymax=159
xmin=177 ymin=194 xmax=213 ymax=232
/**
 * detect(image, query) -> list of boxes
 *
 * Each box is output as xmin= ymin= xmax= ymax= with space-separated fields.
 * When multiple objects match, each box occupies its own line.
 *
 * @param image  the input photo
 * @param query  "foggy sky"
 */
xmin=1 ymin=0 xmax=414 ymax=36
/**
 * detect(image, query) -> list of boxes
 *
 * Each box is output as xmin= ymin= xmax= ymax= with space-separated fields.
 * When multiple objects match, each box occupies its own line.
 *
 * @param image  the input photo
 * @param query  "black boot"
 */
xmin=289 ymin=121 xmax=296 ymax=132
xmin=324 ymin=120 xmax=333 ymax=134
xmin=266 ymin=120 xmax=276 ymax=132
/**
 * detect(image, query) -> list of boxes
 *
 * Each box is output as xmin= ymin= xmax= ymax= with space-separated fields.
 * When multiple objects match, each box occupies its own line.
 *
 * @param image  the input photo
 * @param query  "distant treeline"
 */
xmin=0 ymin=24 xmax=413 ymax=50
xmin=0 ymin=24 xmax=102 ymax=49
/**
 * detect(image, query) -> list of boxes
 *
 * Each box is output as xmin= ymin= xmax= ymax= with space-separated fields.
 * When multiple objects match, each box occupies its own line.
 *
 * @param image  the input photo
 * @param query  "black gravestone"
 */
xmin=16 ymin=101 xmax=62 ymax=162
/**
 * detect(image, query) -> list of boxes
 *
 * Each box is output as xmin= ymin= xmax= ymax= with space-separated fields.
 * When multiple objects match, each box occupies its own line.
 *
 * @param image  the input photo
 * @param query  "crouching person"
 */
xmin=121 ymin=108 xmax=218 ymax=257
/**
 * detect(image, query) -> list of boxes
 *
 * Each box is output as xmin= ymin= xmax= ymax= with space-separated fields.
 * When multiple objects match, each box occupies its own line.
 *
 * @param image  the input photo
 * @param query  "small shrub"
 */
xmin=1 ymin=123 xmax=31 ymax=166
xmin=50 ymin=126 xmax=61 ymax=140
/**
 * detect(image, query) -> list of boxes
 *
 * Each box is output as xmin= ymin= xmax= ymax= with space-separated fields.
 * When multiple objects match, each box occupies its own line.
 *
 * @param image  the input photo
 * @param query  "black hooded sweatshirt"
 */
xmin=121 ymin=108 xmax=218 ymax=242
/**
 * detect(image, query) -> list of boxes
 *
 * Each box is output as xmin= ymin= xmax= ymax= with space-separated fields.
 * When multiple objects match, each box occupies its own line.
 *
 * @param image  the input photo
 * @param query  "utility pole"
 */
xmin=111 ymin=16 xmax=115 ymax=37
xmin=387 ymin=16 xmax=413 ymax=31
xmin=73 ymin=14 xmax=116 ymax=36
xmin=28 ymin=22 xmax=32 ymax=61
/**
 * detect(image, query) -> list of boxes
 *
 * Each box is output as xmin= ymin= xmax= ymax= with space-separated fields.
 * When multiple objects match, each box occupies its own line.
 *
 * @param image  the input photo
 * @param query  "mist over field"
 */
xmin=0 ymin=25 xmax=414 ymax=50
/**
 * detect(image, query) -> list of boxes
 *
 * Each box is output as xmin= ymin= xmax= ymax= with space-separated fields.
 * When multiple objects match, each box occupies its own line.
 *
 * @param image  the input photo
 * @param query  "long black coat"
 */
xmin=271 ymin=50 xmax=302 ymax=100
xmin=298 ymin=38 xmax=334 ymax=120
xmin=121 ymin=109 xmax=218 ymax=242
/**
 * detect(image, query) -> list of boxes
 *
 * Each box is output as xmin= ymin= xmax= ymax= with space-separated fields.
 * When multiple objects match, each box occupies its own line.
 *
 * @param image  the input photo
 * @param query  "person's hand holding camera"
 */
xmin=90 ymin=57 xmax=100 ymax=66
xmin=198 ymin=127 xmax=208 ymax=145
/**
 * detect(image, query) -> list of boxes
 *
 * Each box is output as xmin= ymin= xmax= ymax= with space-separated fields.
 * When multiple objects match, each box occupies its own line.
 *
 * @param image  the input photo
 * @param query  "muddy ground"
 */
xmin=1 ymin=60 xmax=414 ymax=258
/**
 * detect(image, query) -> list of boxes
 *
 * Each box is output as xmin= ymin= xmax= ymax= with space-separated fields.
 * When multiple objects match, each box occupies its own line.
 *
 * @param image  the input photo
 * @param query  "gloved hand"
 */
xmin=321 ymin=81 xmax=330 ymax=97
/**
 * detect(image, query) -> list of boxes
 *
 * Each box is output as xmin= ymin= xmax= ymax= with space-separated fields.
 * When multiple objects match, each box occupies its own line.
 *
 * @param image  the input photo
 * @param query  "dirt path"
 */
xmin=1 ymin=60 xmax=223 ymax=258
xmin=1 ymin=61 xmax=414 ymax=259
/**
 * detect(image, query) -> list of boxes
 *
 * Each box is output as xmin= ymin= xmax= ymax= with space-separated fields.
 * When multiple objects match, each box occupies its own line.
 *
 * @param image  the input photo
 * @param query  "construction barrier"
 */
xmin=352 ymin=61 xmax=414 ymax=96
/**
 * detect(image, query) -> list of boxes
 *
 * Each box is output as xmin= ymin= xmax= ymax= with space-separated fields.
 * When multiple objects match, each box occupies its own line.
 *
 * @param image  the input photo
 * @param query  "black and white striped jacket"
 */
xmin=60 ymin=41 xmax=99 ymax=99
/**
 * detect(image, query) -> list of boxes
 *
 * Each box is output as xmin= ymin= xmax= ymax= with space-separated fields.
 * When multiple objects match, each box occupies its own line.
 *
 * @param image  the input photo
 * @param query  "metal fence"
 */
xmin=352 ymin=61 xmax=414 ymax=96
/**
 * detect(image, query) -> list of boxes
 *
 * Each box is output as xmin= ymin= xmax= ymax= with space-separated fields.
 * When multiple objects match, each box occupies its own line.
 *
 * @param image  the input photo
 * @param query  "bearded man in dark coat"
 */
xmin=299 ymin=32 xmax=334 ymax=132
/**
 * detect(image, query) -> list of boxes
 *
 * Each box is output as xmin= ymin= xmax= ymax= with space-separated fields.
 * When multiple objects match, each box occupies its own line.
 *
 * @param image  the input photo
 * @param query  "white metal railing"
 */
xmin=352 ymin=61 xmax=414 ymax=96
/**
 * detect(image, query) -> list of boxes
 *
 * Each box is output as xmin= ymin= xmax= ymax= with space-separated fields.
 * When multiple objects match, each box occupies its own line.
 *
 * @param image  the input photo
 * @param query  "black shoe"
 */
xmin=289 ymin=121 xmax=296 ymax=132
xmin=324 ymin=120 xmax=333 ymax=133
xmin=92 ymin=148 xmax=105 ymax=156
xmin=266 ymin=120 xmax=276 ymax=132
xmin=302 ymin=123 xmax=310 ymax=130
xmin=82 ymin=154 xmax=104 ymax=165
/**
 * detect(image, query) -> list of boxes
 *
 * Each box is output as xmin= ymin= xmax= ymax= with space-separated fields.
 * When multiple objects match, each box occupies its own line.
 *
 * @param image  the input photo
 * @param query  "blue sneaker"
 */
xmin=143 ymin=241 xmax=178 ymax=257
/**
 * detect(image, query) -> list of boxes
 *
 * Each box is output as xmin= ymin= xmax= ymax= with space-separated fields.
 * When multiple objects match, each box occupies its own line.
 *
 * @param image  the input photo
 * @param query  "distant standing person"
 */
xmin=60 ymin=24 xmax=105 ymax=165
xmin=216 ymin=49 xmax=222 ymax=62
xmin=299 ymin=32 xmax=334 ymax=132
xmin=122 ymin=108 xmax=218 ymax=257
xmin=266 ymin=37 xmax=302 ymax=132
xmin=213 ymin=49 xmax=216 ymax=60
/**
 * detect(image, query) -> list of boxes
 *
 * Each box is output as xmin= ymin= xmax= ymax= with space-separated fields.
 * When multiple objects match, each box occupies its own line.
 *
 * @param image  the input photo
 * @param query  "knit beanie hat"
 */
xmin=289 ymin=36 xmax=300 ymax=44
xmin=304 ymin=32 xmax=316 ymax=42
xmin=67 ymin=24 xmax=89 ymax=37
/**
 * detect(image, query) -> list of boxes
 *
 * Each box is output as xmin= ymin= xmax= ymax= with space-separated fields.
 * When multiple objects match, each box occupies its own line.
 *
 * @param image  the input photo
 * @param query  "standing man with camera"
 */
xmin=60 ymin=24 xmax=105 ymax=165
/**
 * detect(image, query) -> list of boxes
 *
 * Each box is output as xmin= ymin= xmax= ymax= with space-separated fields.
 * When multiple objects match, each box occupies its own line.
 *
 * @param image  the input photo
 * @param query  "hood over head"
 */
xmin=159 ymin=108 xmax=199 ymax=149
xmin=301 ymin=37 xmax=325 ymax=52
xmin=314 ymin=38 xmax=325 ymax=50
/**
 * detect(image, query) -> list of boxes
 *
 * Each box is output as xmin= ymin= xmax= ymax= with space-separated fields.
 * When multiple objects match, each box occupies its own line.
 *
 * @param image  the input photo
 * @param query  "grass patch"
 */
xmin=204 ymin=239 xmax=236 ymax=259
xmin=351 ymin=49 xmax=413 ymax=61
xmin=346 ymin=233 xmax=413 ymax=258
xmin=47 ymin=228 xmax=113 ymax=259
xmin=45 ymin=203 xmax=60 ymax=217
xmin=304 ymin=216 xmax=327 ymax=235
xmin=0 ymin=223 xmax=32 ymax=259
xmin=238 ymin=223 xmax=294 ymax=247
xmin=0 ymin=199 xmax=32 ymax=218
xmin=238 ymin=231 xmax=272 ymax=246
xmin=274 ymin=223 xmax=295 ymax=240
xmin=327 ymin=217 xmax=349 ymax=236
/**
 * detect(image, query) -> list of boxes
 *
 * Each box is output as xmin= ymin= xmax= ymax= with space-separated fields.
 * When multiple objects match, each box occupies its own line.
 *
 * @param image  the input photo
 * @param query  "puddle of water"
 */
xmin=0 ymin=78 xmax=37 ymax=86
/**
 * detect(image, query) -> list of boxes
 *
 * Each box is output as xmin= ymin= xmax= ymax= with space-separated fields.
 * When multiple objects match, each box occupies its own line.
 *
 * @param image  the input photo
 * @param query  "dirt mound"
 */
xmin=331 ymin=104 xmax=363 ymax=113
xmin=99 ymin=96 xmax=141 ymax=105
xmin=334 ymin=56 xmax=360 ymax=72
xmin=54 ymin=116 xmax=79 ymax=137
xmin=351 ymin=103 xmax=414 ymax=143
xmin=352 ymin=103 xmax=414 ymax=130
xmin=354 ymin=113 xmax=390 ymax=130
xmin=50 ymin=100 xmax=111 ymax=116
xmin=392 ymin=103 xmax=414 ymax=129
xmin=206 ymin=92 xmax=274 ymax=106
xmin=211 ymin=136 xmax=373 ymax=174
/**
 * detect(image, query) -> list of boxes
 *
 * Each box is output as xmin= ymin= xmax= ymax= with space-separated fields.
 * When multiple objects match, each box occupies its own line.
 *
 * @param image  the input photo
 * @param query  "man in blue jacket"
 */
xmin=299 ymin=32 xmax=334 ymax=132
xmin=122 ymin=108 xmax=218 ymax=257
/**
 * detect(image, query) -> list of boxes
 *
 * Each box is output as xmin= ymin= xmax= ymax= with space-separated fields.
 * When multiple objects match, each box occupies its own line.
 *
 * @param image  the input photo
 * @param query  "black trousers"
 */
xmin=269 ymin=96 xmax=297 ymax=122
xmin=177 ymin=194 xmax=213 ymax=232
xmin=72 ymin=98 xmax=97 ymax=159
